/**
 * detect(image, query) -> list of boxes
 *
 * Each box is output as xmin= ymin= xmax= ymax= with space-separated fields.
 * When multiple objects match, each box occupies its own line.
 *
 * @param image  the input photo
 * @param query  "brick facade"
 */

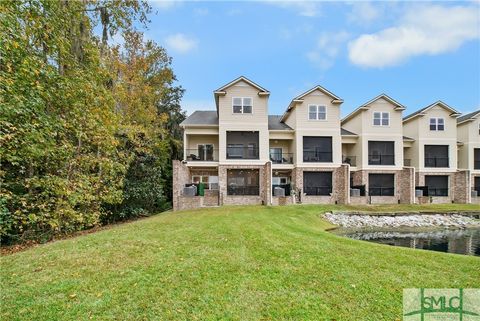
xmin=293 ymin=165 xmax=349 ymax=204
xmin=351 ymin=169 xmax=414 ymax=204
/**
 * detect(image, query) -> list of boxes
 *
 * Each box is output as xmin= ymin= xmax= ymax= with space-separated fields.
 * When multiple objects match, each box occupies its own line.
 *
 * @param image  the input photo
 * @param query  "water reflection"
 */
xmin=334 ymin=227 xmax=480 ymax=256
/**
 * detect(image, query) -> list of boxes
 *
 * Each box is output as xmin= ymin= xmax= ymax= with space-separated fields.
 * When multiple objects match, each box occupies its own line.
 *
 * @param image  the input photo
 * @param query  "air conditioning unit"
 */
xmin=471 ymin=190 xmax=478 ymax=198
xmin=350 ymin=188 xmax=360 ymax=197
xmin=415 ymin=190 xmax=423 ymax=197
xmin=183 ymin=185 xmax=197 ymax=197
xmin=274 ymin=187 xmax=285 ymax=197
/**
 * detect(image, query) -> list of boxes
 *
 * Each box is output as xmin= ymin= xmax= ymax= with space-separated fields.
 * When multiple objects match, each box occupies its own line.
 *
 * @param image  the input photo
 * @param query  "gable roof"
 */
xmin=403 ymin=101 xmax=461 ymax=123
xmin=342 ymin=94 xmax=405 ymax=123
xmin=180 ymin=111 xmax=218 ymax=127
xmin=281 ymin=85 xmax=343 ymax=122
xmin=457 ymin=110 xmax=480 ymax=125
xmin=341 ymin=128 xmax=357 ymax=136
xmin=213 ymin=76 xmax=269 ymax=111
xmin=268 ymin=115 xmax=293 ymax=130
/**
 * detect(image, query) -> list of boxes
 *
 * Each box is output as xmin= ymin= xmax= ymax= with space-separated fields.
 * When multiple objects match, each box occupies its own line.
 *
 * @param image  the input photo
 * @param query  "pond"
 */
xmin=333 ymin=227 xmax=480 ymax=256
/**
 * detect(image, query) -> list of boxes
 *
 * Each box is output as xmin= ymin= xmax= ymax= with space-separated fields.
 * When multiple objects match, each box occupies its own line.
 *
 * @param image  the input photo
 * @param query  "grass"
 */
xmin=1 ymin=204 xmax=479 ymax=320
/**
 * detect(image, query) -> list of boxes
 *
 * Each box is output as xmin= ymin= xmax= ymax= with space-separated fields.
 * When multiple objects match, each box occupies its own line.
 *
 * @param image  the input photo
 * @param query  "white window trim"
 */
xmin=232 ymin=97 xmax=253 ymax=114
xmin=429 ymin=117 xmax=445 ymax=131
xmin=373 ymin=112 xmax=390 ymax=126
xmin=308 ymin=104 xmax=327 ymax=121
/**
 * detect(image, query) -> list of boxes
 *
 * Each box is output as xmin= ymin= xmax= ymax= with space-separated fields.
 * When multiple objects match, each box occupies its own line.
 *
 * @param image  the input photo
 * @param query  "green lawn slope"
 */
xmin=1 ymin=205 xmax=479 ymax=320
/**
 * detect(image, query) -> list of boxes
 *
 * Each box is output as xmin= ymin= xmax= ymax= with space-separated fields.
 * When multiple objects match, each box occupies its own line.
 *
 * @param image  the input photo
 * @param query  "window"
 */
xmin=368 ymin=141 xmax=395 ymax=165
xmin=425 ymin=175 xmax=448 ymax=196
xmin=424 ymin=145 xmax=449 ymax=167
xmin=373 ymin=112 xmax=389 ymax=126
xmin=303 ymin=172 xmax=332 ymax=196
xmin=369 ymin=174 xmax=394 ymax=196
xmin=429 ymin=118 xmax=444 ymax=131
xmin=226 ymin=131 xmax=259 ymax=159
xmin=474 ymin=148 xmax=480 ymax=170
xmin=227 ymin=169 xmax=259 ymax=195
xmin=270 ymin=148 xmax=282 ymax=163
xmin=308 ymin=105 xmax=326 ymax=120
xmin=232 ymin=97 xmax=252 ymax=114
xmin=192 ymin=175 xmax=219 ymax=190
xmin=197 ymin=144 xmax=214 ymax=161
xmin=303 ymin=136 xmax=333 ymax=162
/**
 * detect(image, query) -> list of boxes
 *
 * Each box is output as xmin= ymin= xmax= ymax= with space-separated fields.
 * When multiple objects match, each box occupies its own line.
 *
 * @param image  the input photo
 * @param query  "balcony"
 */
xmin=304 ymin=186 xmax=332 ymax=196
xmin=226 ymin=146 xmax=259 ymax=160
xmin=427 ymin=188 xmax=449 ymax=196
xmin=227 ymin=185 xmax=259 ymax=196
xmin=303 ymin=150 xmax=333 ymax=163
xmin=270 ymin=152 xmax=294 ymax=164
xmin=424 ymin=157 xmax=449 ymax=168
xmin=185 ymin=149 xmax=218 ymax=162
xmin=342 ymin=155 xmax=356 ymax=166
xmin=368 ymin=154 xmax=395 ymax=166
xmin=369 ymin=187 xmax=395 ymax=196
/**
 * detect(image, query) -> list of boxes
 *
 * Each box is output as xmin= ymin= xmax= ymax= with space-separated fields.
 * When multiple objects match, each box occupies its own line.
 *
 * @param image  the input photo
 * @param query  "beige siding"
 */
xmin=457 ymin=117 xmax=480 ymax=172
xmin=217 ymin=80 xmax=269 ymax=164
xmin=290 ymin=90 xmax=342 ymax=166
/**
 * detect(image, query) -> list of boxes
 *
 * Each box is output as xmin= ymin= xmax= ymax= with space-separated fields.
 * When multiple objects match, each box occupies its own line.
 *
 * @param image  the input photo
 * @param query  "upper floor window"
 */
xmin=232 ymin=97 xmax=252 ymax=114
xmin=373 ymin=112 xmax=389 ymax=126
xmin=308 ymin=105 xmax=326 ymax=120
xmin=429 ymin=118 xmax=444 ymax=131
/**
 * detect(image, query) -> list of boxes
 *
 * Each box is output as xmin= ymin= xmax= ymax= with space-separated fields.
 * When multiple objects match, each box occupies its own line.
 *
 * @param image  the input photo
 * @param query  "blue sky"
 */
xmin=143 ymin=1 xmax=480 ymax=117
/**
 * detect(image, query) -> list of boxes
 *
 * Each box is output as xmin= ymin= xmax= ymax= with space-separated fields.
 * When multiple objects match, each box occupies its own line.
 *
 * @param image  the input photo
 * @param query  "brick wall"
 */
xmin=416 ymin=172 xmax=454 ymax=203
xmin=293 ymin=166 xmax=347 ymax=204
xmin=350 ymin=169 xmax=414 ymax=204
xmin=219 ymin=164 xmax=268 ymax=206
xmin=173 ymin=160 xmax=190 ymax=211
xmin=453 ymin=170 xmax=470 ymax=204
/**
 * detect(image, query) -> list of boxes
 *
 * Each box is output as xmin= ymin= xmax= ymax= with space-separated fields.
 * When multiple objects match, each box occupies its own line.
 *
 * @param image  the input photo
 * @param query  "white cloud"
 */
xmin=165 ymin=33 xmax=198 ymax=54
xmin=306 ymin=31 xmax=350 ymax=69
xmin=263 ymin=0 xmax=321 ymax=17
xmin=348 ymin=4 xmax=480 ymax=68
xmin=181 ymin=99 xmax=215 ymax=115
xmin=149 ymin=0 xmax=182 ymax=11
xmin=347 ymin=2 xmax=380 ymax=25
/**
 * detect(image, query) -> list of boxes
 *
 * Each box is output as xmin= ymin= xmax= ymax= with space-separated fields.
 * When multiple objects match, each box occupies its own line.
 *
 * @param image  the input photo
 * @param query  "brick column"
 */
xmin=399 ymin=167 xmax=415 ymax=204
xmin=334 ymin=164 xmax=349 ymax=204
xmin=172 ymin=160 xmax=190 ymax=211
xmin=453 ymin=170 xmax=471 ymax=204
xmin=263 ymin=161 xmax=272 ymax=205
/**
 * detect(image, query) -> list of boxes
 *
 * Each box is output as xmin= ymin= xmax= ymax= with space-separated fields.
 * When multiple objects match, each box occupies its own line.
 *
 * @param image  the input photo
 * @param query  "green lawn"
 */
xmin=1 ymin=204 xmax=479 ymax=320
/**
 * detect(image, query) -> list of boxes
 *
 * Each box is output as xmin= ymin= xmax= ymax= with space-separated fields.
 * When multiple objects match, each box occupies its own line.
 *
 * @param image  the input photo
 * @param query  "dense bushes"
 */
xmin=0 ymin=1 xmax=185 ymax=244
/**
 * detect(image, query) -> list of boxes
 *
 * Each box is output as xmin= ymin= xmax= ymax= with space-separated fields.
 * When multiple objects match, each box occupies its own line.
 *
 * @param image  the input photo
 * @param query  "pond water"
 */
xmin=333 ymin=227 xmax=480 ymax=256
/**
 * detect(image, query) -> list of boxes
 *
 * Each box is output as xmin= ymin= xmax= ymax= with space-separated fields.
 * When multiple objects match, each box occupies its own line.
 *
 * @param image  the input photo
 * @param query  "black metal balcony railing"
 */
xmin=227 ymin=185 xmax=260 ymax=196
xmin=303 ymin=150 xmax=333 ymax=162
xmin=226 ymin=146 xmax=259 ymax=160
xmin=368 ymin=154 xmax=395 ymax=165
xmin=404 ymin=159 xmax=411 ymax=166
xmin=427 ymin=188 xmax=449 ymax=197
xmin=270 ymin=153 xmax=294 ymax=164
xmin=474 ymin=160 xmax=480 ymax=170
xmin=369 ymin=187 xmax=395 ymax=196
xmin=342 ymin=155 xmax=356 ymax=166
xmin=185 ymin=149 xmax=218 ymax=161
xmin=424 ymin=157 xmax=449 ymax=168
xmin=272 ymin=184 xmax=291 ymax=196
xmin=304 ymin=186 xmax=332 ymax=196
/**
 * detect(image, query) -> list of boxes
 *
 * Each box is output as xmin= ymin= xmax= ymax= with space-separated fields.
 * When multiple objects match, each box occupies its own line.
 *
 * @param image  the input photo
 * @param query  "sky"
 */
xmin=142 ymin=0 xmax=480 ymax=117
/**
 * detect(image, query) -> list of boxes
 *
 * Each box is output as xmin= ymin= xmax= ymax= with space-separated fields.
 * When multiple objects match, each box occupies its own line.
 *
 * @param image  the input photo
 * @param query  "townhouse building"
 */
xmin=457 ymin=110 xmax=480 ymax=203
xmin=341 ymin=95 xmax=415 ymax=204
xmin=173 ymin=76 xmax=479 ymax=211
xmin=403 ymin=102 xmax=470 ymax=203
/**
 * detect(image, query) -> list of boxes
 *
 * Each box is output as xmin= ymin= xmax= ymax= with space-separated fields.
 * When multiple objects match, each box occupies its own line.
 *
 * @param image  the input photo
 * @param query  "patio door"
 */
xmin=198 ymin=144 xmax=214 ymax=161
xmin=270 ymin=148 xmax=282 ymax=163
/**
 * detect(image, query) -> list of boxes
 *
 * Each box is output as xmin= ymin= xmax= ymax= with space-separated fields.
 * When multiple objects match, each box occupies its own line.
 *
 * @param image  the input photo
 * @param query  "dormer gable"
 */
xmin=403 ymin=101 xmax=460 ymax=123
xmin=342 ymin=94 xmax=405 ymax=124
xmin=281 ymin=85 xmax=343 ymax=122
xmin=213 ymin=76 xmax=269 ymax=112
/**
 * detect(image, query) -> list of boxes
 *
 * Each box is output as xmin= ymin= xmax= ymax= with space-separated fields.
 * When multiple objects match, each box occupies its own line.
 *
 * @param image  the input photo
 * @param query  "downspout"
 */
xmin=269 ymin=160 xmax=272 ymax=206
